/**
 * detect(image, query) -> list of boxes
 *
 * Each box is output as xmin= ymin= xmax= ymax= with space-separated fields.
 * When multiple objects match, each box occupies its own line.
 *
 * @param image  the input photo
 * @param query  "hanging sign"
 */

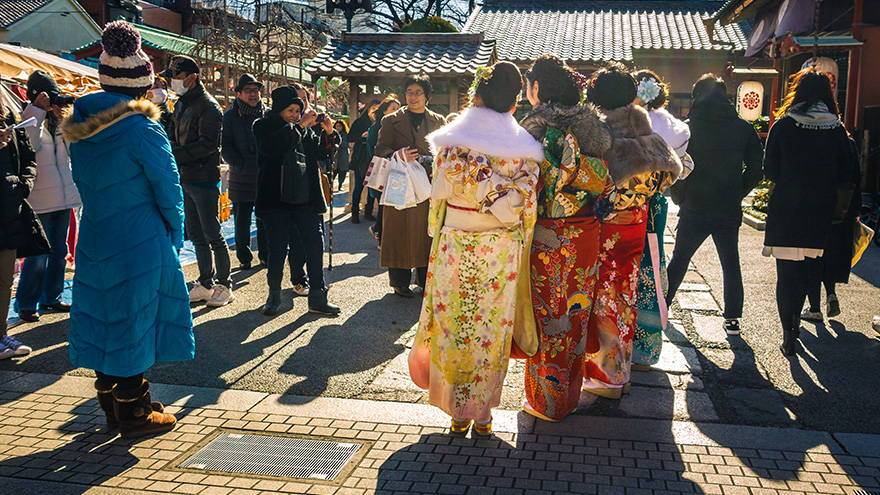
xmin=736 ymin=81 xmax=764 ymax=121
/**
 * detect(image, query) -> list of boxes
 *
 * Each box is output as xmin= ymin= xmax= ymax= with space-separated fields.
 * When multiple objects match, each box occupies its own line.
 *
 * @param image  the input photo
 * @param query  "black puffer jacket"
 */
xmin=0 ymin=109 xmax=47 ymax=255
xmin=170 ymin=81 xmax=223 ymax=183
xmin=222 ymin=100 xmax=265 ymax=202
xmin=253 ymin=113 xmax=326 ymax=214
xmin=674 ymin=100 xmax=764 ymax=227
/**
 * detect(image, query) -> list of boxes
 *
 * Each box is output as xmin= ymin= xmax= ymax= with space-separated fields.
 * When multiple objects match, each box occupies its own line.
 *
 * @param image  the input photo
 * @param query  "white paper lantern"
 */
xmin=802 ymin=56 xmax=839 ymax=95
xmin=736 ymin=81 xmax=764 ymax=121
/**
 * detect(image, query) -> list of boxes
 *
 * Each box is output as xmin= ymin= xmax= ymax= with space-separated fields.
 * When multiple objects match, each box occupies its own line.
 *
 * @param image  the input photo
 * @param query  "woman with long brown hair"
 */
xmin=762 ymin=67 xmax=859 ymax=356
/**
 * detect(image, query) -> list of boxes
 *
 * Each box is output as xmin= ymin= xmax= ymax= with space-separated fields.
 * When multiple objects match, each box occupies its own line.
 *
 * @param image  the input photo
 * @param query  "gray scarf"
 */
xmin=788 ymin=101 xmax=841 ymax=130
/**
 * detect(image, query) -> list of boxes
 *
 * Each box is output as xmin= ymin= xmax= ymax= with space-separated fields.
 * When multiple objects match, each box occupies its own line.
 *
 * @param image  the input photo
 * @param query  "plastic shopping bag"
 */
xmin=407 ymin=161 xmax=432 ymax=204
xmin=407 ymin=332 xmax=431 ymax=390
xmin=365 ymin=156 xmax=390 ymax=192
xmin=381 ymin=158 xmax=418 ymax=209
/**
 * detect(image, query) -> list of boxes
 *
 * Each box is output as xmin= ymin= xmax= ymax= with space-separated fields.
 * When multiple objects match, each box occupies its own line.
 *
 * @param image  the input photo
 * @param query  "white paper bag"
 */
xmin=406 ymin=162 xmax=432 ymax=204
xmin=365 ymin=156 xmax=390 ymax=192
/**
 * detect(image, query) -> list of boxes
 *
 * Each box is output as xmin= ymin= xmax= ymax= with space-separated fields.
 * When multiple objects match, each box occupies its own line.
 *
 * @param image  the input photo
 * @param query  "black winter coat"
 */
xmin=347 ymin=111 xmax=373 ymax=175
xmin=0 ymin=110 xmax=48 ymax=255
xmin=253 ymin=113 xmax=326 ymax=214
xmin=170 ymin=82 xmax=223 ymax=183
xmin=674 ymin=101 xmax=764 ymax=227
xmin=763 ymin=116 xmax=859 ymax=250
xmin=222 ymin=101 xmax=264 ymax=202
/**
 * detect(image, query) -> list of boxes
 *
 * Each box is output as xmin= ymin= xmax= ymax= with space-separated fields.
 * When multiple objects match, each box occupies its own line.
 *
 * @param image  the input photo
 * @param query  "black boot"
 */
xmin=262 ymin=290 xmax=281 ymax=316
xmin=308 ymin=290 xmax=340 ymax=316
xmin=780 ymin=319 xmax=799 ymax=356
xmin=113 ymin=380 xmax=176 ymax=439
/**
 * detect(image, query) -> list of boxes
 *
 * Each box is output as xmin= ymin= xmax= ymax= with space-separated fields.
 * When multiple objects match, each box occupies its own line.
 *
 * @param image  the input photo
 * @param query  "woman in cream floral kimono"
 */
xmin=410 ymin=62 xmax=542 ymax=436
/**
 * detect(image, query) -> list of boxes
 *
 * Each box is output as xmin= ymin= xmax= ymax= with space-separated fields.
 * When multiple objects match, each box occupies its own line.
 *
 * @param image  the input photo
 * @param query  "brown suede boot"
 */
xmin=96 ymin=378 xmax=166 ymax=432
xmin=113 ymin=379 xmax=176 ymax=438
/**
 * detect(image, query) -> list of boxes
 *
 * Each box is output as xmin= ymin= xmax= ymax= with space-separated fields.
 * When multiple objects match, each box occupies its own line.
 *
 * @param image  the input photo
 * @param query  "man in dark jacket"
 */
xmin=222 ymin=74 xmax=267 ymax=271
xmin=665 ymin=74 xmax=764 ymax=336
xmin=0 ymin=106 xmax=42 ymax=359
xmin=253 ymin=88 xmax=340 ymax=317
xmin=164 ymin=56 xmax=233 ymax=307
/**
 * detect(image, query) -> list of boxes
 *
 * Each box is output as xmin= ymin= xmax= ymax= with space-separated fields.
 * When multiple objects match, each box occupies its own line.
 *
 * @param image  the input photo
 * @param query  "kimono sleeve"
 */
xmin=139 ymin=122 xmax=185 ymax=249
xmin=430 ymin=146 xmax=458 ymax=201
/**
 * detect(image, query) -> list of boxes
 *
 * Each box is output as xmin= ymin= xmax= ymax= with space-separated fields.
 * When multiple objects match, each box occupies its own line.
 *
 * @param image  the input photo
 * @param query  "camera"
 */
xmin=316 ymin=113 xmax=326 ymax=124
xmin=50 ymin=94 xmax=76 ymax=107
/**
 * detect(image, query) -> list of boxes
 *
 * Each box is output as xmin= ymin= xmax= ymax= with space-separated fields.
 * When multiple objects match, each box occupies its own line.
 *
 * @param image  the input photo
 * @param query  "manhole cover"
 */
xmin=178 ymin=432 xmax=363 ymax=481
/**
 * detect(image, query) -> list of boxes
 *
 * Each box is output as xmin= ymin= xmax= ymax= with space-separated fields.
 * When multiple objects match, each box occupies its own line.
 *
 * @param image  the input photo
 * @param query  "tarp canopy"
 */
xmin=0 ymin=43 xmax=99 ymax=94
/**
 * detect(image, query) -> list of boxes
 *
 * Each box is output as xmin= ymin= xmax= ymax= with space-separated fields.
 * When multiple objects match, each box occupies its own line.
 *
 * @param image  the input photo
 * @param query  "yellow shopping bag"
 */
xmin=218 ymin=191 xmax=232 ymax=223
xmin=852 ymin=220 xmax=874 ymax=267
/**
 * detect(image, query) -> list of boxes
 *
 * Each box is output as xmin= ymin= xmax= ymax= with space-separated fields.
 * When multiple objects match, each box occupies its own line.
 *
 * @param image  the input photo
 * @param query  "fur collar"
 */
xmin=62 ymin=99 xmax=161 ymax=143
xmin=427 ymin=106 xmax=543 ymax=161
xmin=603 ymin=103 xmax=682 ymax=185
xmin=519 ymin=103 xmax=612 ymax=158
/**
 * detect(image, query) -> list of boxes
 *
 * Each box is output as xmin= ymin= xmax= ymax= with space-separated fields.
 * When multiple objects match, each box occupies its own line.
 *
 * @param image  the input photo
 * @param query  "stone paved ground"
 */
xmin=0 ymin=372 xmax=878 ymax=495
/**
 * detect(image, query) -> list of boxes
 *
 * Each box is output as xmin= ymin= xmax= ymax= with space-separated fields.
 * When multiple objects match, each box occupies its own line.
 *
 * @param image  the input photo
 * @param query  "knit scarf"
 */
xmin=234 ymin=98 xmax=265 ymax=120
xmin=788 ymin=101 xmax=841 ymax=130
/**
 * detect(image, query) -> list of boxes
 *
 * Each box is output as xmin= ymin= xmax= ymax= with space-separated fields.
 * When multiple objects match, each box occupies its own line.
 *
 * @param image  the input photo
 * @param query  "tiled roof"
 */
xmin=309 ymin=33 xmax=496 ymax=78
xmin=0 ymin=0 xmax=49 ymax=28
xmin=463 ymin=0 xmax=749 ymax=63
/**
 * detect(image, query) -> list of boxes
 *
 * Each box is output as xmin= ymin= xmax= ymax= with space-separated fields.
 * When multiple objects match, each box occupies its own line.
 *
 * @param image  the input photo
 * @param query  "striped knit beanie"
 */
xmin=99 ymin=21 xmax=154 ymax=98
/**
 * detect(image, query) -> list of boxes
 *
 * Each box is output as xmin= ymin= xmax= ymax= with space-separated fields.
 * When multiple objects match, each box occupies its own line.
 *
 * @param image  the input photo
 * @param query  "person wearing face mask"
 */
xmin=147 ymin=78 xmax=172 ymax=135
xmin=14 ymin=70 xmax=81 ymax=323
xmin=222 ymin=74 xmax=267 ymax=271
xmin=373 ymin=75 xmax=446 ymax=298
xmin=252 ymin=87 xmax=340 ymax=317
xmin=163 ymin=56 xmax=233 ymax=308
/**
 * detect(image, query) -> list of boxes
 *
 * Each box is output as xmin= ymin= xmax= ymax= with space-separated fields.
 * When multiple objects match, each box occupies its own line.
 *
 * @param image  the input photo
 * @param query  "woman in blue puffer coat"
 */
xmin=61 ymin=21 xmax=194 ymax=438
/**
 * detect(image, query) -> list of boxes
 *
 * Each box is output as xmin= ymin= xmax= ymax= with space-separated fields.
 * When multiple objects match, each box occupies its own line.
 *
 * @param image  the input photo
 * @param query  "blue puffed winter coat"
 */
xmin=62 ymin=92 xmax=195 ymax=377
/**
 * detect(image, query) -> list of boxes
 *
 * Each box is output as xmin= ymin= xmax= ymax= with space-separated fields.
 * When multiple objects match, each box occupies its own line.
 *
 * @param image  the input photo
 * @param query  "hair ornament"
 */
xmin=636 ymin=77 xmax=662 ymax=104
xmin=468 ymin=65 xmax=495 ymax=100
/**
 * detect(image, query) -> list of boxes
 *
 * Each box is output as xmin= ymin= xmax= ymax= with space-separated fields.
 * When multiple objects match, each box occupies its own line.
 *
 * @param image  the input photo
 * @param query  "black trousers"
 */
xmin=389 ymin=266 xmax=427 ymax=289
xmin=233 ymin=201 xmax=267 ymax=266
xmin=95 ymin=372 xmax=144 ymax=391
xmin=806 ymin=257 xmax=837 ymax=311
xmin=666 ymin=218 xmax=744 ymax=319
xmin=775 ymin=258 xmax=810 ymax=332
xmin=259 ymin=208 xmax=327 ymax=306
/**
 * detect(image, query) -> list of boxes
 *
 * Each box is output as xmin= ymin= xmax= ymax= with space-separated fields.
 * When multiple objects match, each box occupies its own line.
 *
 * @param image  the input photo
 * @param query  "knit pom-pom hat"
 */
xmin=99 ymin=20 xmax=154 ymax=98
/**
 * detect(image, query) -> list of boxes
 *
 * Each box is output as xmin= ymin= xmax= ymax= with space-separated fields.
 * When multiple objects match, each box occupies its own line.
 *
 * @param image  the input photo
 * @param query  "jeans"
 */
xmin=14 ymin=209 xmax=70 ymax=313
xmin=389 ymin=267 xmax=428 ymax=289
xmin=259 ymin=208 xmax=327 ymax=307
xmin=1 ymin=249 xmax=15 ymax=336
xmin=233 ymin=201 xmax=267 ymax=266
xmin=775 ymin=259 xmax=810 ymax=332
xmin=666 ymin=217 xmax=744 ymax=319
xmin=183 ymin=183 xmax=231 ymax=288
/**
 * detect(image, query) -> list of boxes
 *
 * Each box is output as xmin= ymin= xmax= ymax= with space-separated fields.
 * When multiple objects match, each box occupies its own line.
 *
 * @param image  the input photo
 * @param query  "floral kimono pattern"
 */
xmin=633 ymin=194 xmax=669 ymax=366
xmin=525 ymin=127 xmax=613 ymax=421
xmin=584 ymin=205 xmax=649 ymax=388
xmin=415 ymin=145 xmax=539 ymax=421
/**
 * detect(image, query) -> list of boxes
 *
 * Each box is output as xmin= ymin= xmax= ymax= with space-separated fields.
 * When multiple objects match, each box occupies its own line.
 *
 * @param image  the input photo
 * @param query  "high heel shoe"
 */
xmin=450 ymin=419 xmax=472 ymax=435
xmin=473 ymin=420 xmax=493 ymax=437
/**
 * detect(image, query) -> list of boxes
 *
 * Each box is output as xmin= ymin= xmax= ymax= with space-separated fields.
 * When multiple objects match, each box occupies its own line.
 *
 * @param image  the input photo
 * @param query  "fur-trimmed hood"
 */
xmin=519 ymin=102 xmax=612 ymax=158
xmin=603 ymin=103 xmax=682 ymax=186
xmin=62 ymin=95 xmax=160 ymax=143
xmin=427 ymin=106 xmax=543 ymax=162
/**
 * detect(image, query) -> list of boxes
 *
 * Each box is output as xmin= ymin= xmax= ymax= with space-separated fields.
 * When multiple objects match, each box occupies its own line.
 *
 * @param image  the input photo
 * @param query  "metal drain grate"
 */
xmin=179 ymin=433 xmax=362 ymax=480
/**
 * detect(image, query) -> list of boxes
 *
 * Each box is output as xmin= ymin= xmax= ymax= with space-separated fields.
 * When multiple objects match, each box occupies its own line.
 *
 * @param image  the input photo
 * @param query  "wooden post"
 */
xmin=448 ymin=79 xmax=459 ymax=114
xmin=348 ymin=78 xmax=359 ymax=123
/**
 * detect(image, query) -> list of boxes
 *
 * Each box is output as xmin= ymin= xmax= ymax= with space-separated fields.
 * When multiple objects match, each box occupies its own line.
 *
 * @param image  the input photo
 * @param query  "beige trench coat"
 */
xmin=374 ymin=106 xmax=447 ymax=269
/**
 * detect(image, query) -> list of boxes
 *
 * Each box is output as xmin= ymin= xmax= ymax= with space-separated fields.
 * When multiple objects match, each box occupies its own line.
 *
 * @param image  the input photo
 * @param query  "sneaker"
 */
xmin=827 ymin=294 xmax=841 ymax=318
xmin=368 ymin=225 xmax=379 ymax=241
xmin=872 ymin=315 xmax=880 ymax=334
xmin=393 ymin=287 xmax=415 ymax=298
xmin=42 ymin=301 xmax=71 ymax=313
xmin=800 ymin=309 xmax=823 ymax=322
xmin=0 ymin=345 xmax=14 ymax=360
xmin=309 ymin=302 xmax=341 ymax=317
xmin=0 ymin=335 xmax=32 ymax=358
xmin=206 ymin=285 xmax=234 ymax=307
xmin=723 ymin=319 xmax=741 ymax=336
xmin=18 ymin=310 xmax=39 ymax=323
xmin=189 ymin=283 xmax=213 ymax=303
xmin=292 ymin=284 xmax=310 ymax=297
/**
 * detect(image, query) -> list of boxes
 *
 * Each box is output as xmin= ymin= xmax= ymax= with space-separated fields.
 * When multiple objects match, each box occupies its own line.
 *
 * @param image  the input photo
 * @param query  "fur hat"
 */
xmin=99 ymin=21 xmax=154 ymax=98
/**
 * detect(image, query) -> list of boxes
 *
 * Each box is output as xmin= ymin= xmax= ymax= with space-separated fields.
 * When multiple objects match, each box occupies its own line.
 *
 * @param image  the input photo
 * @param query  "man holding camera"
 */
xmin=164 ymin=56 xmax=233 ymax=307
xmin=14 ymin=70 xmax=81 ymax=322
xmin=252 ymin=87 xmax=340 ymax=317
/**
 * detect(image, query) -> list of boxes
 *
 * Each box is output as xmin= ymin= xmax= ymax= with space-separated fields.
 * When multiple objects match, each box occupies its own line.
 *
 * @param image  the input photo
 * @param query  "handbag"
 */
xmin=319 ymin=170 xmax=332 ymax=206
xmin=852 ymin=220 xmax=874 ymax=267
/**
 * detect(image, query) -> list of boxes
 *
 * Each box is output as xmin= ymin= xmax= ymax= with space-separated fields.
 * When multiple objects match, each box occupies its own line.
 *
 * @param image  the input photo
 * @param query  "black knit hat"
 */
xmin=235 ymin=73 xmax=263 ymax=92
xmin=271 ymin=87 xmax=304 ymax=113
xmin=26 ymin=70 xmax=61 ymax=101
xmin=99 ymin=20 xmax=154 ymax=98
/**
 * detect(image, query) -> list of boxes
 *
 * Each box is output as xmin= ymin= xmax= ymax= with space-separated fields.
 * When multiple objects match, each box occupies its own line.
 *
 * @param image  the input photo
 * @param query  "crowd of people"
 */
xmin=0 ymin=19 xmax=866 ymax=438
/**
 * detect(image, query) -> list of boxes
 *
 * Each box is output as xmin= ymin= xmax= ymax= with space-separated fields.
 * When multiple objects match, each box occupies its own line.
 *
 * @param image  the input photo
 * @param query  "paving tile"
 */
xmin=652 ymin=343 xmax=702 ymax=375
xmin=677 ymin=291 xmax=721 ymax=312
xmin=692 ymin=315 xmax=729 ymax=344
